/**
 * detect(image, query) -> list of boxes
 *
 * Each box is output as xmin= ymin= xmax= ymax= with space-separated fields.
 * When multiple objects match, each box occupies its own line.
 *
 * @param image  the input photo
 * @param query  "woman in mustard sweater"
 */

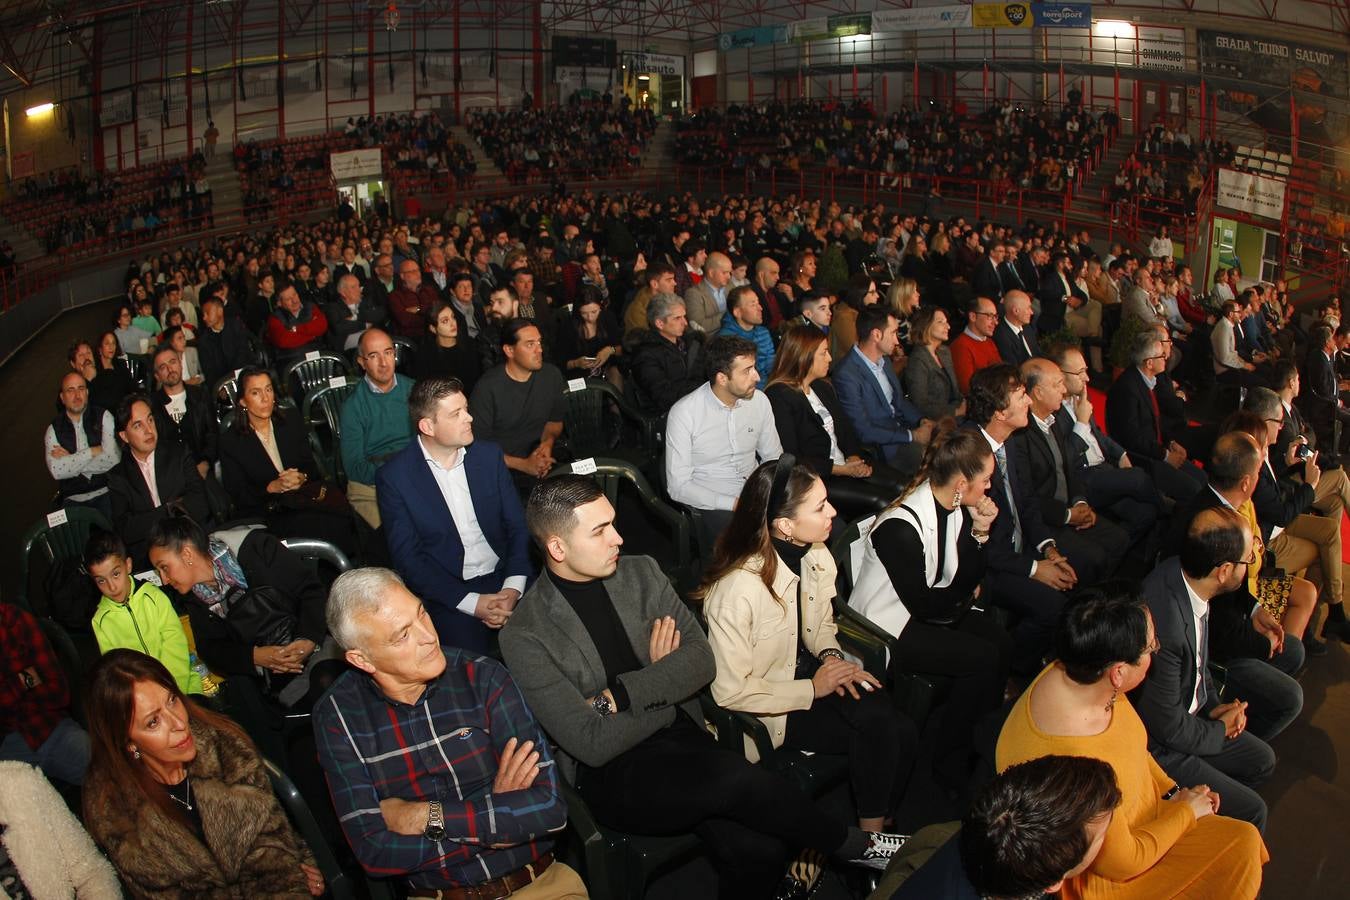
xmin=996 ymin=589 xmax=1267 ymax=900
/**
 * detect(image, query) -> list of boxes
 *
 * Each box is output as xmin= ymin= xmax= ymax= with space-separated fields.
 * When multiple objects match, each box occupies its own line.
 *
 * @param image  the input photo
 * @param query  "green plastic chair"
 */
xmin=281 ymin=352 xmax=355 ymax=404
xmin=558 ymin=777 xmax=701 ymax=900
xmin=16 ymin=506 xmax=114 ymax=612
xmin=262 ymin=758 xmax=358 ymax=900
xmin=562 ymin=378 xmax=664 ymax=464
xmin=391 ymin=335 xmax=418 ymax=376
xmin=301 ymin=379 xmax=358 ymax=485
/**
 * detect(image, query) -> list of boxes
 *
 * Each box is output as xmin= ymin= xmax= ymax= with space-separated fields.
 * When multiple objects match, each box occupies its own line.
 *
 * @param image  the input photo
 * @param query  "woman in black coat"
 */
xmin=764 ymin=325 xmax=906 ymax=521
xmin=218 ymin=366 xmax=358 ymax=554
xmin=415 ymin=298 xmax=482 ymax=393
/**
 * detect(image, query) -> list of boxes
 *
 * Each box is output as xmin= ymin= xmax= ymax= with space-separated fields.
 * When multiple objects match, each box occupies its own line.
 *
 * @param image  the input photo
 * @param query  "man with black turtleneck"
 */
xmin=501 ymin=475 xmax=909 ymax=898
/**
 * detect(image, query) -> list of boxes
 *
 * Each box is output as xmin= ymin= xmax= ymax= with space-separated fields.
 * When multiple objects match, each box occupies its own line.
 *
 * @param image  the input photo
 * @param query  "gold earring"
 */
xmin=131 ymin=747 xmax=141 ymax=760
xmin=1105 ymin=687 xmax=1119 ymax=712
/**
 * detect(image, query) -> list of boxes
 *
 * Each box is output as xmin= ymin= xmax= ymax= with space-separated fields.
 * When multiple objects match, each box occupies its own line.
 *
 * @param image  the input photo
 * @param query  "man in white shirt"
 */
xmin=666 ymin=335 xmax=783 ymax=555
xmin=45 ymin=373 xmax=121 ymax=520
xmin=376 ymin=376 xmax=532 ymax=653
xmin=1211 ymin=301 xmax=1261 ymax=387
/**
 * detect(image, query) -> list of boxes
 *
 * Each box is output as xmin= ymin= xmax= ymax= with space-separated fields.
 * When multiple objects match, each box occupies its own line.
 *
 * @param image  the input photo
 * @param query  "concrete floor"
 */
xmin=3 ymin=298 xmax=1348 ymax=898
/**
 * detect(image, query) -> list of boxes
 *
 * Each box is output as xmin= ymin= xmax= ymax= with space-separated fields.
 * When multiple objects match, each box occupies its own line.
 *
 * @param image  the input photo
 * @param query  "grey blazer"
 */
xmin=903 ymin=344 xmax=963 ymax=420
xmin=499 ymin=554 xmax=716 ymax=782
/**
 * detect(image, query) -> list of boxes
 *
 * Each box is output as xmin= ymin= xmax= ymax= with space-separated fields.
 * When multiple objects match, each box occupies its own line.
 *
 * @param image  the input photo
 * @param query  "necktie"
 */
xmin=1147 ymin=386 xmax=1163 ymax=449
xmin=1043 ymin=424 xmax=1069 ymax=504
xmin=994 ymin=445 xmax=1024 ymax=553
xmin=1194 ymin=611 xmax=1209 ymax=711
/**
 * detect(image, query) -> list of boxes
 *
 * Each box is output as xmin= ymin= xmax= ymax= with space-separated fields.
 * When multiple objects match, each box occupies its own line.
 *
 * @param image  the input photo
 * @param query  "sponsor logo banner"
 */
xmin=972 ymin=3 xmax=1033 ymax=27
xmin=1216 ymin=168 xmax=1286 ymax=220
xmin=1032 ymin=4 xmax=1092 ymax=28
xmin=1137 ymin=25 xmax=1186 ymax=71
xmin=623 ymin=52 xmax=683 ymax=77
xmin=330 ymin=148 xmax=383 ymax=181
xmin=872 ymin=6 xmax=973 ymax=31
xmin=717 ymin=25 xmax=787 ymax=51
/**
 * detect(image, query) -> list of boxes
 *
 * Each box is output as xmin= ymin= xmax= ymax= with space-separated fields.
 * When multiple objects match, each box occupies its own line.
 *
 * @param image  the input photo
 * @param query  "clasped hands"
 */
xmin=267 ymin=467 xmax=308 ymax=493
xmin=1032 ymin=545 xmax=1078 ymax=591
xmin=475 ymin=588 xmax=521 ymax=629
xmin=253 ymin=638 xmax=317 ymax=674
xmin=1210 ymin=698 xmax=1249 ymax=740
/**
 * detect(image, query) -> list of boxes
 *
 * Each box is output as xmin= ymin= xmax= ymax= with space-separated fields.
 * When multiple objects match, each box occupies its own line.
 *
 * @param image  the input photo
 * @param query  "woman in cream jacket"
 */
xmin=0 ymin=762 xmax=122 ymax=899
xmin=696 ymin=456 xmax=917 ymax=832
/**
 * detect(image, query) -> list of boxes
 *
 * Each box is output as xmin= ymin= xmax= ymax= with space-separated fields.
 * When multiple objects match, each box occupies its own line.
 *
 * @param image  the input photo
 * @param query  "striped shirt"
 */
xmin=313 ymin=648 xmax=566 ymax=888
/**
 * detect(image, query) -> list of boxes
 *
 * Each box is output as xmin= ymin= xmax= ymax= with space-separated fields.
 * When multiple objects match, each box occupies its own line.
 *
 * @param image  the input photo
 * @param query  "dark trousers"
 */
xmin=1145 ymin=456 xmax=1207 ymax=505
xmin=577 ymin=714 xmax=848 ymax=896
xmin=427 ymin=572 xmax=504 ymax=655
xmin=1049 ymin=517 xmax=1132 ymax=586
xmin=890 ymin=610 xmax=1012 ymax=784
xmin=1079 ymin=463 xmax=1162 ymax=546
xmin=692 ymin=508 xmax=735 ymax=560
xmin=783 ymin=686 xmax=917 ymax=820
xmin=986 ymin=572 xmax=1067 ymax=675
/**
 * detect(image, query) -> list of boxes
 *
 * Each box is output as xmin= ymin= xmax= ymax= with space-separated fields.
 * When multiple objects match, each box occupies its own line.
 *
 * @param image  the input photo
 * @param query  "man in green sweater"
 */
xmin=341 ymin=328 xmax=414 ymax=529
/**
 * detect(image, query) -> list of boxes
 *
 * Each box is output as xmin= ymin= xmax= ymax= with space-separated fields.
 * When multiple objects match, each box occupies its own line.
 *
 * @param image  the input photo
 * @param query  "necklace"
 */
xmin=165 ymin=773 xmax=193 ymax=811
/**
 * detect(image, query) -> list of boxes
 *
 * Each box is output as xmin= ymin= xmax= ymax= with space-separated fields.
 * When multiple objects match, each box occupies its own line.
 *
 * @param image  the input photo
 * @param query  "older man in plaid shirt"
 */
xmin=314 ymin=568 xmax=586 ymax=899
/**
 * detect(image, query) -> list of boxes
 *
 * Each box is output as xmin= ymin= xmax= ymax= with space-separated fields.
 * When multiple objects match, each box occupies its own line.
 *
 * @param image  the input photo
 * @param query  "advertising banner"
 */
xmin=717 ymin=25 xmax=787 ymax=51
xmin=1216 ymin=168 xmax=1286 ymax=220
xmin=972 ymin=3 xmax=1034 ymax=27
xmin=788 ymin=13 xmax=872 ymax=42
xmin=1137 ymin=25 xmax=1186 ymax=72
xmin=1032 ymin=4 xmax=1093 ymax=28
xmin=623 ymin=52 xmax=683 ymax=77
xmin=330 ymin=148 xmax=383 ymax=182
xmin=872 ymin=6 xmax=973 ymax=31
xmin=1198 ymin=31 xmax=1349 ymax=99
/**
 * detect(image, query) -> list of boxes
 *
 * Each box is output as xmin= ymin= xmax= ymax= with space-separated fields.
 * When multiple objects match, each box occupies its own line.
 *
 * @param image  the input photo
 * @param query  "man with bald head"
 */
xmin=684 ymin=250 xmax=734 ymax=333
xmin=389 ymin=258 xmax=441 ymax=338
xmin=750 ymin=256 xmax=787 ymax=331
xmin=45 ymin=372 xmax=121 ymax=519
xmin=994 ymin=290 xmax=1040 ymax=365
xmin=341 ymin=328 xmax=413 ymax=529
xmin=1011 ymin=358 xmax=1131 ymax=584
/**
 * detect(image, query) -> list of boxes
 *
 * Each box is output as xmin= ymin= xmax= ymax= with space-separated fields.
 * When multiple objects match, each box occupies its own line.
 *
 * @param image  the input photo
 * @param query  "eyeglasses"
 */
xmin=1061 ymin=367 xmax=1088 ymax=377
xmin=1264 ymin=417 xmax=1285 ymax=427
xmin=1232 ymin=550 xmax=1259 ymax=567
xmin=973 ymin=311 xmax=998 ymax=319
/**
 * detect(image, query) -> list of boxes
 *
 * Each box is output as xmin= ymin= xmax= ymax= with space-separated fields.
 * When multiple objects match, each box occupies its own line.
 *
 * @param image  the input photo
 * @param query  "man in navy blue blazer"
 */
xmin=832 ymin=305 xmax=932 ymax=475
xmin=377 ymin=375 xmax=532 ymax=653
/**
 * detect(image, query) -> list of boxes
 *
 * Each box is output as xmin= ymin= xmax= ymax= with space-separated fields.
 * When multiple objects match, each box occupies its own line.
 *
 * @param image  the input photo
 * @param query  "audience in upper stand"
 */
xmin=466 ymin=102 xmax=654 ymax=183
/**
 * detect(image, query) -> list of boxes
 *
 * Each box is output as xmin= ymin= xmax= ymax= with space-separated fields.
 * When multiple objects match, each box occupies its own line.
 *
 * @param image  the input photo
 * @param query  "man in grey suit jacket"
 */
xmin=500 ymin=476 xmax=909 ymax=895
xmin=683 ymin=251 xmax=734 ymax=333
xmin=1135 ymin=508 xmax=1303 ymax=833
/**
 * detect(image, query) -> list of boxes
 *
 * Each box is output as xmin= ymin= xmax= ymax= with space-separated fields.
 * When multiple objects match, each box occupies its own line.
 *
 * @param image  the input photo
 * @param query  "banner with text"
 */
xmin=717 ymin=25 xmax=788 ymax=51
xmin=972 ymin=4 xmax=1033 ymax=27
xmin=972 ymin=3 xmax=1091 ymax=27
xmin=1137 ymin=25 xmax=1186 ymax=72
xmin=1216 ymin=168 xmax=1287 ymax=220
xmin=1032 ymin=4 xmax=1093 ymax=28
xmin=872 ymin=6 xmax=973 ymax=31
xmin=622 ymin=52 xmax=684 ymax=77
xmin=330 ymin=148 xmax=383 ymax=181
xmin=788 ymin=13 xmax=872 ymax=42
xmin=1198 ymin=31 xmax=1349 ymax=99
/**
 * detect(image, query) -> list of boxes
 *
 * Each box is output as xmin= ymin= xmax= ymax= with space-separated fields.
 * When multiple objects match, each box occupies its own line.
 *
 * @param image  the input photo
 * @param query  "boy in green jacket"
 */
xmin=85 ymin=530 xmax=203 ymax=695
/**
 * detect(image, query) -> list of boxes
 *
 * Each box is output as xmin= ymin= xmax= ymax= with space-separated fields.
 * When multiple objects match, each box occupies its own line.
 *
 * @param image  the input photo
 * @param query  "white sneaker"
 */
xmin=847 ymin=831 xmax=909 ymax=871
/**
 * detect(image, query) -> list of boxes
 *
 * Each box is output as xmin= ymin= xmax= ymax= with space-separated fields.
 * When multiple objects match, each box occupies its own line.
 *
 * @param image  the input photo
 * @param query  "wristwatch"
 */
xmin=592 ymin=693 xmax=615 ymax=717
xmin=424 ymin=800 xmax=446 ymax=842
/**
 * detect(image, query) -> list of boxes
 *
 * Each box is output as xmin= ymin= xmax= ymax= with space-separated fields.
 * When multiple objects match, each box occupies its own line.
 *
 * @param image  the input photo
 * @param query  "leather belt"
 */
xmin=405 ymin=853 xmax=554 ymax=900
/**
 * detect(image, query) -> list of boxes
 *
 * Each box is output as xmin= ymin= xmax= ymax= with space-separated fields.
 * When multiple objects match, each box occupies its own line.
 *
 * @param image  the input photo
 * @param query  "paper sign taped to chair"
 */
xmin=46 ymin=509 xmax=68 ymax=528
xmin=567 ymin=378 xmax=587 ymax=393
xmin=572 ymin=458 xmax=598 ymax=475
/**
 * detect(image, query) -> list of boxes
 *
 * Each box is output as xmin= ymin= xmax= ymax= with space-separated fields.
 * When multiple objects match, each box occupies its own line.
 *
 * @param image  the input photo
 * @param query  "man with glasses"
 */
xmin=1106 ymin=329 xmax=1206 ymax=504
xmin=341 ymin=328 xmax=413 ymax=530
xmin=1138 ymin=503 xmax=1304 ymax=833
xmin=1211 ymin=300 xmax=1262 ymax=388
xmin=363 ymin=253 xmax=397 ymax=321
xmin=950 ymin=295 xmax=1003 ymax=393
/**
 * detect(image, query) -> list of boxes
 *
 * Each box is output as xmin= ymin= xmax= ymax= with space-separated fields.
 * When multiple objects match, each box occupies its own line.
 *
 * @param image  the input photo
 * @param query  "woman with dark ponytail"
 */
xmin=849 ymin=424 xmax=1013 ymax=790
xmin=697 ymin=457 xmax=917 ymax=839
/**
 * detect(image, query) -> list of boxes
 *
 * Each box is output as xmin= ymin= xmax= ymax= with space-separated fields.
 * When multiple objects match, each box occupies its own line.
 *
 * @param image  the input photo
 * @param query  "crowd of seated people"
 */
xmin=3 ymin=156 xmax=216 ymax=254
xmin=12 ymin=156 xmax=1350 ymax=900
xmin=465 ymin=100 xmax=656 ymax=183
xmin=675 ymin=94 xmax=1116 ymax=200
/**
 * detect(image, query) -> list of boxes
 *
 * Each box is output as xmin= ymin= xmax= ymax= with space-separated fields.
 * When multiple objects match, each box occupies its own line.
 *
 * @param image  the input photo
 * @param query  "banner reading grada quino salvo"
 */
xmin=1198 ymin=31 xmax=1349 ymax=99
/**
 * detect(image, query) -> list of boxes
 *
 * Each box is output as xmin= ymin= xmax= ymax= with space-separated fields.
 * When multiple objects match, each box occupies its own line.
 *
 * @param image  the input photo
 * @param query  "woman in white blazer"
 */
xmin=0 ymin=762 xmax=122 ymax=899
xmin=848 ymin=426 xmax=1013 ymax=791
xmin=697 ymin=456 xmax=917 ymax=833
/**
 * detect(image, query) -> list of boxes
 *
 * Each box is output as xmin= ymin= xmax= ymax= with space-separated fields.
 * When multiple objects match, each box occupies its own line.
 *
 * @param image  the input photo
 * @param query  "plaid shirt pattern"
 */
xmin=314 ymin=648 xmax=566 ymax=888
xmin=0 ymin=603 xmax=71 ymax=749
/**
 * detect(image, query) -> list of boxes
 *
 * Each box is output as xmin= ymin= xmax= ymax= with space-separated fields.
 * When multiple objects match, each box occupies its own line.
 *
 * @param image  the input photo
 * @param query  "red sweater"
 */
xmin=950 ymin=331 xmax=1003 ymax=394
xmin=265 ymin=304 xmax=328 ymax=350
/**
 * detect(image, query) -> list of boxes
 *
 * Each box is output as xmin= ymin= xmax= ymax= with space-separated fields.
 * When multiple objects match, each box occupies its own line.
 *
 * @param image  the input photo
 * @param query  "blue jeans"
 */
xmin=0 ymin=716 xmax=90 ymax=785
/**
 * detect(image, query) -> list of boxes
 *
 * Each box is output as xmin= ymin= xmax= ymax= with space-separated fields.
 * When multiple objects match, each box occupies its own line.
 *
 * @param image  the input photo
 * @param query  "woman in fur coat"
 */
xmin=0 ymin=762 xmax=122 ymax=899
xmin=82 ymin=650 xmax=322 ymax=899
